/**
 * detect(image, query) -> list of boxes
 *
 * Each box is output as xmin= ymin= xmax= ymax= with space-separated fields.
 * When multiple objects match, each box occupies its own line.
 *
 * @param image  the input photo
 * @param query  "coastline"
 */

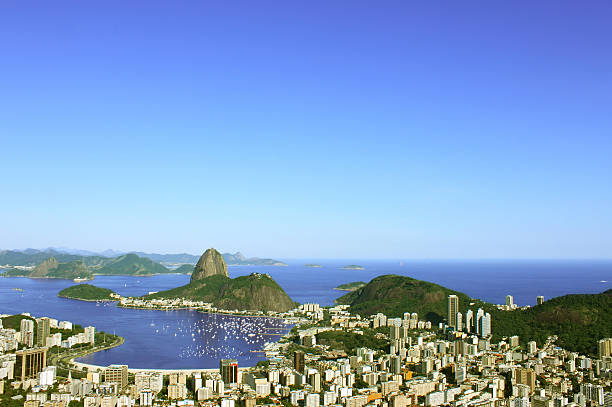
xmin=58 ymin=296 xmax=116 ymax=302
xmin=72 ymin=359 xmax=254 ymax=374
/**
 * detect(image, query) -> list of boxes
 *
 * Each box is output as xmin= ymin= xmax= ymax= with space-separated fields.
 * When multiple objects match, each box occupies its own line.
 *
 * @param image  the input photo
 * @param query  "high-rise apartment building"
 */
xmin=476 ymin=309 xmax=484 ymax=335
xmin=36 ymin=317 xmax=50 ymax=347
xmin=598 ymin=338 xmax=612 ymax=358
xmin=465 ymin=310 xmax=473 ymax=333
xmin=478 ymin=312 xmax=491 ymax=337
xmin=168 ymin=383 xmax=188 ymax=400
xmin=536 ymin=296 xmax=544 ymax=305
xmin=220 ymin=359 xmax=238 ymax=387
xmin=528 ymin=341 xmax=537 ymax=354
xmin=105 ymin=365 xmax=128 ymax=389
xmin=515 ymin=367 xmax=536 ymax=393
xmin=456 ymin=312 xmax=463 ymax=331
xmin=448 ymin=295 xmax=459 ymax=328
xmin=506 ymin=295 xmax=514 ymax=307
xmin=294 ymin=351 xmax=305 ymax=373
xmin=84 ymin=326 xmax=95 ymax=345
xmin=20 ymin=319 xmax=35 ymax=347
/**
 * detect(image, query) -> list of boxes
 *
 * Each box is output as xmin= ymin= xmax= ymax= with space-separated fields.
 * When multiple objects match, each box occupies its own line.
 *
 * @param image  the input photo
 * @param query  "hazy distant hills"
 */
xmin=0 ymin=248 xmax=286 ymax=268
xmin=97 ymin=254 xmax=172 ymax=275
xmin=3 ymin=257 xmax=93 ymax=279
xmin=0 ymin=249 xmax=110 ymax=268
xmin=221 ymin=252 xmax=287 ymax=266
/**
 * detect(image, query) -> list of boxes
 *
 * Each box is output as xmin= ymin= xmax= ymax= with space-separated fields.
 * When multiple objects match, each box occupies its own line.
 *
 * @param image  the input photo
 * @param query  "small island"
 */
xmin=334 ymin=281 xmax=366 ymax=291
xmin=58 ymin=284 xmax=117 ymax=301
xmin=341 ymin=265 xmax=365 ymax=270
xmin=304 ymin=264 xmax=322 ymax=268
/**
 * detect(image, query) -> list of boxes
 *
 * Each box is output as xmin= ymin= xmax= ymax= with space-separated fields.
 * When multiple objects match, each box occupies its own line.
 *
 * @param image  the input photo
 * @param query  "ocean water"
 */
xmin=0 ymin=260 xmax=609 ymax=368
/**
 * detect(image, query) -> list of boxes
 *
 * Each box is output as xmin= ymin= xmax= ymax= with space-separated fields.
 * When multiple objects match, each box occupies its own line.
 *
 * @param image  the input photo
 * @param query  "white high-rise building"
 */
xmin=478 ymin=312 xmax=491 ymax=337
xmin=140 ymin=390 xmax=153 ymax=406
xmin=20 ymin=319 xmax=35 ymax=347
xmin=506 ymin=295 xmax=514 ymax=307
xmin=84 ymin=326 xmax=95 ymax=345
xmin=476 ymin=308 xmax=484 ymax=335
xmin=465 ymin=309 xmax=473 ymax=333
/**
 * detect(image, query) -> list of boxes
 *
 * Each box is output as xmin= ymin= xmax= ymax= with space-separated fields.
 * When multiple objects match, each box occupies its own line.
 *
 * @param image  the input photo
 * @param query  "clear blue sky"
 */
xmin=1 ymin=1 xmax=611 ymax=259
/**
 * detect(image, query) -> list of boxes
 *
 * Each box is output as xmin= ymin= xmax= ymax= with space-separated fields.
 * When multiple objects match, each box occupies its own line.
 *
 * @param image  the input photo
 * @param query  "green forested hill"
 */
xmin=336 ymin=274 xmax=471 ymax=323
xmin=96 ymin=253 xmax=170 ymax=275
xmin=145 ymin=273 xmax=296 ymax=312
xmin=338 ymin=274 xmax=611 ymax=356
xmin=486 ymin=289 xmax=612 ymax=356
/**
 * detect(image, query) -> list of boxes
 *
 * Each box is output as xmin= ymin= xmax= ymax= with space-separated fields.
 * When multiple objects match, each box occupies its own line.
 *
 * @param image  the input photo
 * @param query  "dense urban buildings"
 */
xmin=1 ymin=296 xmax=610 ymax=407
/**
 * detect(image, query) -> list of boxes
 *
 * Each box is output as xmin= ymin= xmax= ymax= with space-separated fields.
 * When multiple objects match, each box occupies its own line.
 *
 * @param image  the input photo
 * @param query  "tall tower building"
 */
xmin=36 ymin=317 xmax=50 ymax=347
xmin=505 ymin=295 xmax=514 ymax=307
xmin=20 ymin=319 xmax=35 ymax=347
xmin=476 ymin=308 xmax=484 ymax=335
xmin=84 ymin=326 xmax=96 ymax=345
xmin=465 ymin=310 xmax=473 ymax=333
xmin=478 ymin=312 xmax=491 ymax=337
xmin=456 ymin=312 xmax=463 ymax=332
xmin=293 ymin=351 xmax=305 ymax=373
xmin=536 ymin=296 xmax=544 ymax=305
xmin=220 ymin=359 xmax=238 ymax=387
xmin=448 ymin=295 xmax=459 ymax=328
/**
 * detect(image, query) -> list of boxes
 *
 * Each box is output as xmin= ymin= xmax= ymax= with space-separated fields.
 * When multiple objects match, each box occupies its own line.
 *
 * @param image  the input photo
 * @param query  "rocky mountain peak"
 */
xmin=190 ymin=248 xmax=228 ymax=282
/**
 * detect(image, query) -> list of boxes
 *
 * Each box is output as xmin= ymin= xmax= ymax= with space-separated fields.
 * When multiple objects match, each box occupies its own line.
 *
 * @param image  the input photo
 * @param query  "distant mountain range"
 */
xmin=2 ymin=254 xmax=176 ymax=278
xmin=0 ymin=248 xmax=286 ymax=269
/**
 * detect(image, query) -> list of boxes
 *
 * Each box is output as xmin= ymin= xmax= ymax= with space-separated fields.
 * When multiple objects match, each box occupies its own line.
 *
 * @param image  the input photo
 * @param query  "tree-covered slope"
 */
xmin=96 ymin=253 xmax=170 ymax=275
xmin=338 ymin=274 xmax=611 ymax=357
xmin=58 ymin=284 xmax=117 ymax=301
xmin=487 ymin=289 xmax=612 ymax=356
xmin=336 ymin=274 xmax=471 ymax=323
xmin=145 ymin=273 xmax=296 ymax=312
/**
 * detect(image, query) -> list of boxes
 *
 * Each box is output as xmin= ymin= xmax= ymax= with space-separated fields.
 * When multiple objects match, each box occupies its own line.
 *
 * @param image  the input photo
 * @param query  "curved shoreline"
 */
xmin=72 ymin=359 xmax=253 ymax=374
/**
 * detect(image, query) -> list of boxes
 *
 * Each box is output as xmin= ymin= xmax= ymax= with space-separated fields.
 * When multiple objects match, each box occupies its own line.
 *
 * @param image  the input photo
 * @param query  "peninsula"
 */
xmin=145 ymin=248 xmax=296 ymax=312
